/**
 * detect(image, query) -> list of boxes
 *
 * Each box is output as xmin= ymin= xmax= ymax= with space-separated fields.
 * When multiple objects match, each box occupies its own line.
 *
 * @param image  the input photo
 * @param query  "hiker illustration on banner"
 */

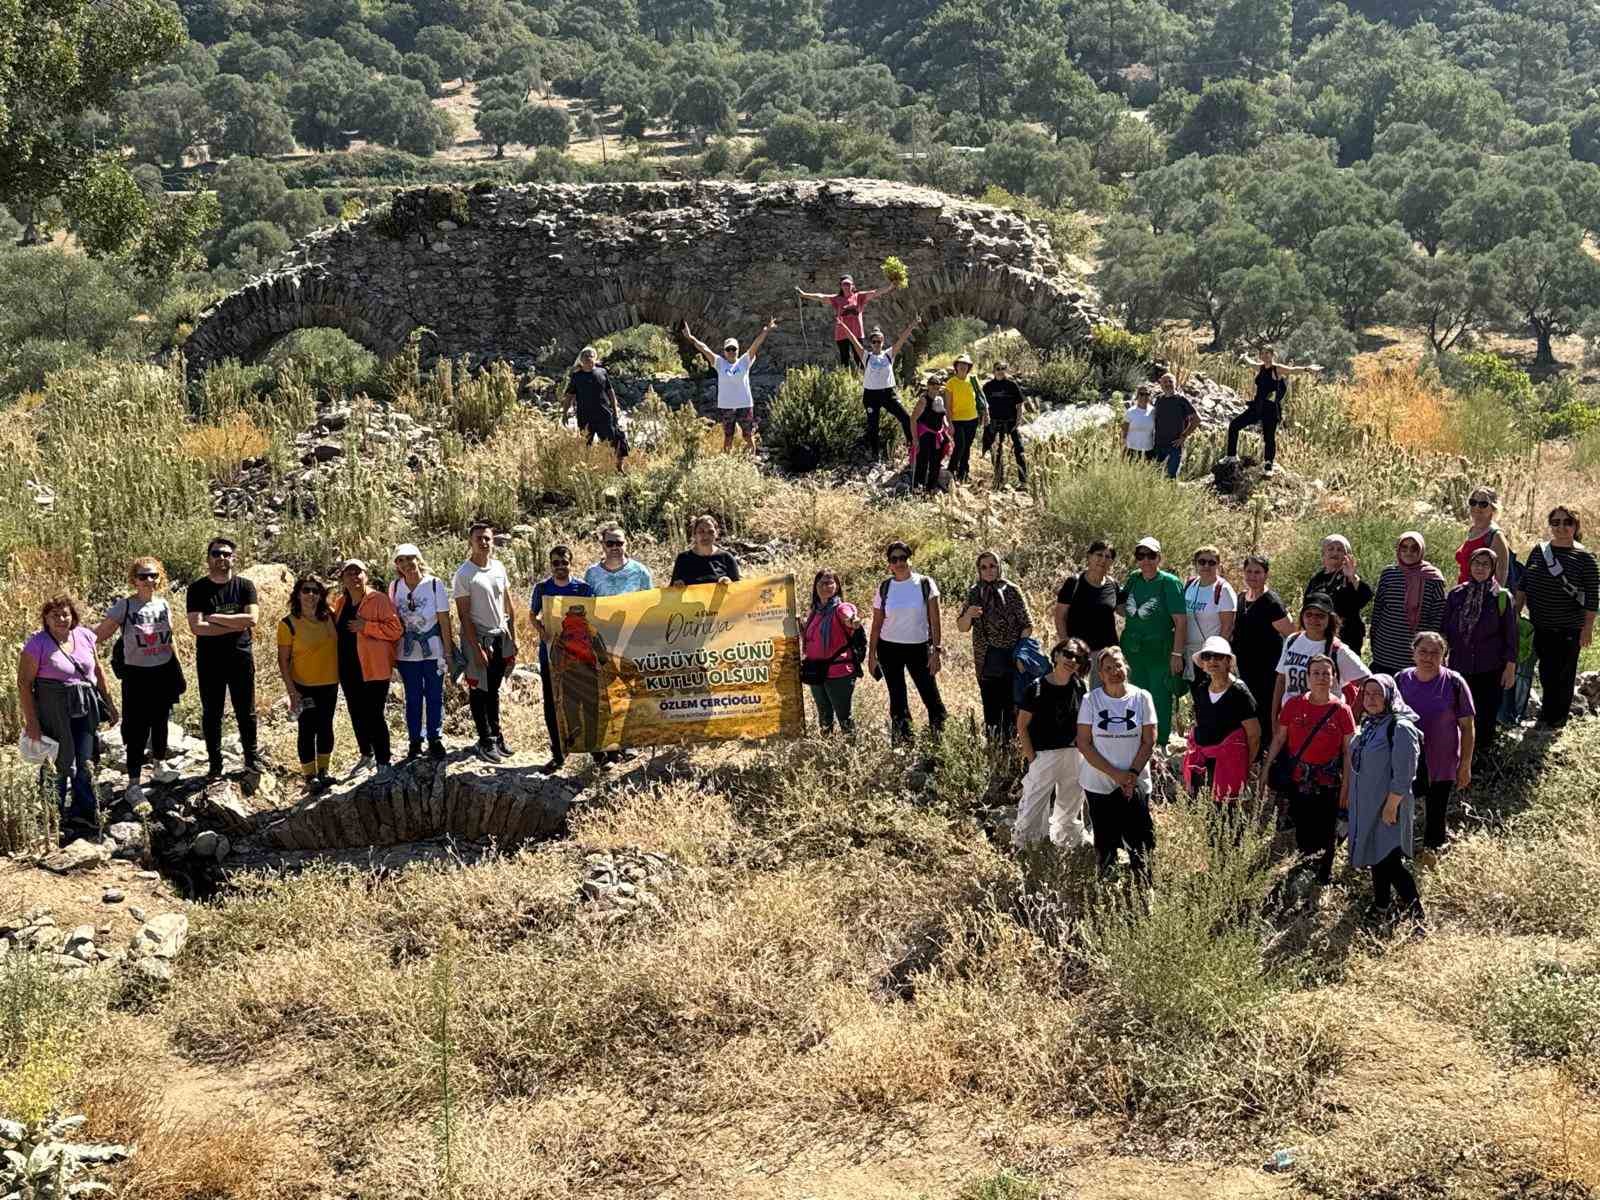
xmin=545 ymin=575 xmax=804 ymax=752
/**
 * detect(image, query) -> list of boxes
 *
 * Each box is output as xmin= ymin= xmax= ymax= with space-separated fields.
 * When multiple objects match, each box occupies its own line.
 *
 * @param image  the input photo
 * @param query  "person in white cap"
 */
xmin=390 ymin=543 xmax=455 ymax=762
xmin=331 ymin=558 xmax=403 ymax=782
xmin=794 ymin=273 xmax=890 ymax=367
xmin=680 ymin=317 xmax=778 ymax=454
xmin=1121 ymin=536 xmax=1187 ymax=746
xmin=1179 ymin=635 xmax=1260 ymax=806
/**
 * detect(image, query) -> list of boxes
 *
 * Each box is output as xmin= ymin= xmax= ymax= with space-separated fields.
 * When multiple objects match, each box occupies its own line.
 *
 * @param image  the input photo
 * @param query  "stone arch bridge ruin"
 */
xmin=184 ymin=178 xmax=1103 ymax=379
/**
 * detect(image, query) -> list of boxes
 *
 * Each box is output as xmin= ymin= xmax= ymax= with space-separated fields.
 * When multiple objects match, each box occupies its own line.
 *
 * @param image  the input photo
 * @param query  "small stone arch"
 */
xmin=184 ymin=274 xmax=418 ymax=379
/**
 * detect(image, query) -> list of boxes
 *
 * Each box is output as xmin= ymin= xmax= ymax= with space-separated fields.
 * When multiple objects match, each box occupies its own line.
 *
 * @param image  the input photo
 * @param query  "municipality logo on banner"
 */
xmin=545 ymin=575 xmax=804 ymax=753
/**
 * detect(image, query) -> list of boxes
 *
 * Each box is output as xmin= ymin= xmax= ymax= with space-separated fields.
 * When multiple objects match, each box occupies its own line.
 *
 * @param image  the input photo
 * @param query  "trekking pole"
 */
xmin=796 ymin=290 xmax=809 ymax=353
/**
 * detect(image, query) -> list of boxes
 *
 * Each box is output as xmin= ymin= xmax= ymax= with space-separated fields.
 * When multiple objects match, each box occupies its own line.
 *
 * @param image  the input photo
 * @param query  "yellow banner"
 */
xmin=545 ymin=574 xmax=804 ymax=753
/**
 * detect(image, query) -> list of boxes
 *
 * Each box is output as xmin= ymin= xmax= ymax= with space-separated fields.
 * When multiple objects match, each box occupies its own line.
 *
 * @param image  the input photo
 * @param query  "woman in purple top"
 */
xmin=1443 ymin=546 xmax=1517 ymax=760
xmin=1395 ymin=630 xmax=1475 ymax=857
xmin=16 ymin=594 xmax=116 ymax=841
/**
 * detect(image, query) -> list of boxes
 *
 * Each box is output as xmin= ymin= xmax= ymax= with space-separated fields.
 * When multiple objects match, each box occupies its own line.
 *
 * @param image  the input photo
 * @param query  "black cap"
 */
xmin=1303 ymin=591 xmax=1335 ymax=613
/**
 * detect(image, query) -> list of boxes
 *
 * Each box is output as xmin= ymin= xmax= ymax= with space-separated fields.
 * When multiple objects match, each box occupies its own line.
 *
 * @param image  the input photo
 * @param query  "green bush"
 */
xmin=1028 ymin=352 xmax=1097 ymax=406
xmin=1039 ymin=451 xmax=1220 ymax=562
xmin=1482 ymin=962 xmax=1600 ymax=1074
xmin=765 ymin=366 xmax=866 ymax=472
xmin=593 ymin=324 xmax=683 ymax=378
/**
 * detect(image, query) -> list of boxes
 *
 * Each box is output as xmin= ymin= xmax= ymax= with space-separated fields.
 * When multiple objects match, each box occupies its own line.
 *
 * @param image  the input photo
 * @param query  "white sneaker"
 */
xmin=352 ymin=755 xmax=376 ymax=776
xmin=1262 ymin=462 xmax=1278 ymax=476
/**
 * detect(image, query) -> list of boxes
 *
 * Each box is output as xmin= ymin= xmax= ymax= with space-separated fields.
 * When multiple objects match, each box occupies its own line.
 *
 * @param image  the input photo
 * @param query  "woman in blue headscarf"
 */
xmin=1347 ymin=674 xmax=1426 ymax=925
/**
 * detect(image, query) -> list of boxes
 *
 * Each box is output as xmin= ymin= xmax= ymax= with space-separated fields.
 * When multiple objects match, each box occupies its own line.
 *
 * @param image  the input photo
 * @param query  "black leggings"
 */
xmin=864 ymin=388 xmax=911 ymax=458
xmin=978 ymin=675 xmax=1014 ymax=740
xmin=341 ymin=674 xmax=392 ymax=765
xmin=120 ymin=664 xmax=171 ymax=780
xmin=1086 ymin=787 xmax=1155 ymax=882
xmin=1534 ymin=627 xmax=1581 ymax=728
xmin=950 ymin=418 xmax=980 ymax=482
xmin=295 ymin=682 xmax=338 ymax=768
xmin=1418 ymin=777 xmax=1452 ymax=850
xmin=1289 ymin=780 xmax=1339 ymax=879
xmin=914 ymin=427 xmax=942 ymax=491
xmin=985 ymin=419 xmax=1027 ymax=485
xmin=1462 ymin=668 xmax=1503 ymax=757
xmin=1227 ymin=398 xmax=1280 ymax=464
xmin=197 ymin=650 xmax=256 ymax=772
xmin=835 ymin=338 xmax=858 ymax=367
xmin=878 ymin=639 xmax=947 ymax=741
xmin=469 ymin=633 xmax=510 ymax=742
xmin=1371 ymin=847 xmax=1421 ymax=913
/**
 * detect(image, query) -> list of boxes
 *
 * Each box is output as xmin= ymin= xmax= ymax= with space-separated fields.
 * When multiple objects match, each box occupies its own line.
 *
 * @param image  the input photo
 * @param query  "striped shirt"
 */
xmin=1521 ymin=542 xmax=1600 ymax=632
xmin=1368 ymin=565 xmax=1446 ymax=676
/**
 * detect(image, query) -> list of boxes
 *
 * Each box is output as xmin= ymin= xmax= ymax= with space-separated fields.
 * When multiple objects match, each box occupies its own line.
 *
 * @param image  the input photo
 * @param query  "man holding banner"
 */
xmin=545 ymin=574 xmax=804 ymax=752
xmin=531 ymin=544 xmax=594 ymax=772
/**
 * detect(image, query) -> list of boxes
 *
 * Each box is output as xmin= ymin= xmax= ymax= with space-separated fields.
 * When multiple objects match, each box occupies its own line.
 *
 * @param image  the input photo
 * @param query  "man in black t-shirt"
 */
xmin=980 ymin=360 xmax=1028 ymax=488
xmin=185 ymin=536 xmax=262 ymax=779
xmin=1151 ymin=373 xmax=1199 ymax=480
xmin=563 ymin=347 xmax=627 ymax=469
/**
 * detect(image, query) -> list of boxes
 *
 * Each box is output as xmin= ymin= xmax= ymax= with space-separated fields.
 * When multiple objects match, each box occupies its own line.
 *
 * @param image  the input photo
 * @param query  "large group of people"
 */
xmin=792 ymin=498 xmax=1596 ymax=925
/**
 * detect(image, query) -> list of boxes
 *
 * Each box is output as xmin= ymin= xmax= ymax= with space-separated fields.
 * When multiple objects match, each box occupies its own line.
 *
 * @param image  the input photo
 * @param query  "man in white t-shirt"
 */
xmin=681 ymin=317 xmax=778 ymax=454
xmin=451 ymin=520 xmax=519 ymax=763
xmin=867 ymin=540 xmax=947 ymax=742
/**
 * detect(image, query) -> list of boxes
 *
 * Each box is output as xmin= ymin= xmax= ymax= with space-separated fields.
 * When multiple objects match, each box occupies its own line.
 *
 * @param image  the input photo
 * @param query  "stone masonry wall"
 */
xmin=184 ymin=178 xmax=1104 ymax=378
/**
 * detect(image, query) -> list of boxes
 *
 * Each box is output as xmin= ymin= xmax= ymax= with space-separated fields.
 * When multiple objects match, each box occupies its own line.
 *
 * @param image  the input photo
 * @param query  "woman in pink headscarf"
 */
xmin=1368 ymin=530 xmax=1446 ymax=677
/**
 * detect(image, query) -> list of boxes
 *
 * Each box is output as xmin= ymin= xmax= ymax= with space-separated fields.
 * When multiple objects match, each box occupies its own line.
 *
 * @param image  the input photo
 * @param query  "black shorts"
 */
xmin=720 ymin=407 xmax=754 ymax=432
xmin=578 ymin=410 xmax=628 ymax=456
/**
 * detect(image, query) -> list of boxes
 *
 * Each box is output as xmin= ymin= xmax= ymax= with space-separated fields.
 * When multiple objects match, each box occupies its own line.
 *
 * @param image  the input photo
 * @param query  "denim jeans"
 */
xmin=1155 ymin=442 xmax=1183 ymax=479
xmin=396 ymin=658 xmax=444 ymax=741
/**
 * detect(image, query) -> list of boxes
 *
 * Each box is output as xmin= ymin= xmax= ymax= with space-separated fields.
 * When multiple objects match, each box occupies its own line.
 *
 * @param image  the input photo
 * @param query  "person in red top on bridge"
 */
xmin=795 ymin=273 xmax=889 ymax=367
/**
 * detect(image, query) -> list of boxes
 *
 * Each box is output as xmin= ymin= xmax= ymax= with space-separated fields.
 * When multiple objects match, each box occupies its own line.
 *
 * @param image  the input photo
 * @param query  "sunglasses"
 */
xmin=1134 ymin=550 xmax=1157 ymax=560
xmin=1193 ymin=558 xmax=1218 ymax=567
xmin=299 ymin=586 xmax=323 ymax=595
xmin=1552 ymin=517 xmax=1577 ymax=528
xmin=603 ymin=540 xmax=624 ymax=548
xmin=135 ymin=572 xmax=159 ymax=580
xmin=888 ymin=554 xmax=909 ymax=564
xmin=1199 ymin=652 xmax=1225 ymax=663
xmin=208 ymin=548 xmax=234 ymax=558
xmin=1469 ymin=498 xmax=1493 ymax=508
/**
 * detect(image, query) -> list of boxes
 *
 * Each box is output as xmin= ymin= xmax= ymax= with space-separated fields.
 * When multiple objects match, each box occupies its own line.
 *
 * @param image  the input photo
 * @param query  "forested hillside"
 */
xmin=11 ymin=0 xmax=1600 ymax=396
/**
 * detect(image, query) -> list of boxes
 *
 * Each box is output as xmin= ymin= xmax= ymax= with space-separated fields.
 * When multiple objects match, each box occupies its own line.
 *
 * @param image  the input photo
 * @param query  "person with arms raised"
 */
xmin=186 ymin=536 xmax=261 ymax=780
xmin=1015 ymin=638 xmax=1094 ymax=850
xmin=1077 ymin=646 xmax=1158 ymax=884
xmin=842 ymin=318 xmax=919 ymax=461
xmin=453 ymin=521 xmax=519 ymax=764
xmin=1053 ymin=541 xmax=1120 ymax=652
xmin=1228 ymin=346 xmax=1319 ymax=475
xmin=795 ymin=273 xmax=888 ymax=367
xmin=867 ymin=541 xmax=946 ymax=743
xmin=681 ymin=317 xmax=777 ymax=454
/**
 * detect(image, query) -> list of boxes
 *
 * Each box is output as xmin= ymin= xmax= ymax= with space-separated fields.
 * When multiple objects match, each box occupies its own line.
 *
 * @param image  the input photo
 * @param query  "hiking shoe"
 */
xmin=475 ymin=740 xmax=504 ymax=764
xmin=374 ymin=764 xmax=395 ymax=784
xmin=352 ymin=754 xmax=376 ymax=776
xmin=205 ymin=765 xmax=225 ymax=783
xmin=427 ymin=738 xmax=447 ymax=761
xmin=404 ymin=739 xmax=423 ymax=762
xmin=495 ymin=733 xmax=514 ymax=758
xmin=244 ymin=753 xmax=267 ymax=775
xmin=540 ymin=756 xmax=564 ymax=773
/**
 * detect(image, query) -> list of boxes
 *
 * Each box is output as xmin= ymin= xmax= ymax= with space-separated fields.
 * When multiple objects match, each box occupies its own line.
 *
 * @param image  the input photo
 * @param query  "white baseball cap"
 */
xmin=392 ymin=543 xmax=422 ymax=561
xmin=1135 ymin=536 xmax=1162 ymax=554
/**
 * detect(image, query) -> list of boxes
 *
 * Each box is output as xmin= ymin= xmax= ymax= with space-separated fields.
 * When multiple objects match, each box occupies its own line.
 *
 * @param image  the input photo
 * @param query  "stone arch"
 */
xmin=185 ymin=180 xmax=1105 ymax=382
xmin=184 ymin=274 xmax=418 ymax=379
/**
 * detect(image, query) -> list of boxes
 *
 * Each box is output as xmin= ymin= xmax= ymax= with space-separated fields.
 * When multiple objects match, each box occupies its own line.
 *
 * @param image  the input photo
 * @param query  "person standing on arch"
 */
xmin=681 ymin=318 xmax=777 ymax=455
xmin=1228 ymin=346 xmax=1320 ymax=475
xmin=795 ymin=274 xmax=890 ymax=367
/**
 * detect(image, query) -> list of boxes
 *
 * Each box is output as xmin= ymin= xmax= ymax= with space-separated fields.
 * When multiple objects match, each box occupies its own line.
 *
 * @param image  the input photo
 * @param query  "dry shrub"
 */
xmin=179 ymin=411 xmax=272 ymax=481
xmin=1430 ymin=824 xmax=1600 ymax=938
xmin=1298 ymin=1110 xmax=1522 ymax=1199
xmin=79 ymin=1073 xmax=320 ymax=1199
xmin=0 ymin=953 xmax=109 ymax=1122
xmin=1342 ymin=362 xmax=1448 ymax=451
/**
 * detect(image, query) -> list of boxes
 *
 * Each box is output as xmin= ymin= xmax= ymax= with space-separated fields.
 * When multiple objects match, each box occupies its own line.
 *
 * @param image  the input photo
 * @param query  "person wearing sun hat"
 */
xmin=1180 ymin=635 xmax=1260 ymax=804
xmin=389 ymin=542 xmax=455 ymax=762
xmin=1121 ymin=536 xmax=1187 ymax=746
xmin=943 ymin=352 xmax=983 ymax=484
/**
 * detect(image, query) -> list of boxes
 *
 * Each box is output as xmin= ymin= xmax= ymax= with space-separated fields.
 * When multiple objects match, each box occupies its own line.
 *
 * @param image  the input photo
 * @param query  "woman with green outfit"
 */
xmin=1121 ymin=536 xmax=1187 ymax=745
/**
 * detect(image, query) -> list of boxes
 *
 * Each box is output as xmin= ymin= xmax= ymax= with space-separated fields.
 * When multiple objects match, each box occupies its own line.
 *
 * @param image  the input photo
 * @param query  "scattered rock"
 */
xmin=102 ymin=889 xmax=125 ymax=904
xmin=128 ymin=906 xmax=147 ymax=922
xmin=194 ymin=781 xmax=256 ymax=836
xmin=133 ymin=913 xmax=188 ymax=960
xmin=191 ymin=830 xmax=222 ymax=859
xmin=41 ymin=839 xmax=111 ymax=874
xmin=132 ymin=955 xmax=173 ymax=984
